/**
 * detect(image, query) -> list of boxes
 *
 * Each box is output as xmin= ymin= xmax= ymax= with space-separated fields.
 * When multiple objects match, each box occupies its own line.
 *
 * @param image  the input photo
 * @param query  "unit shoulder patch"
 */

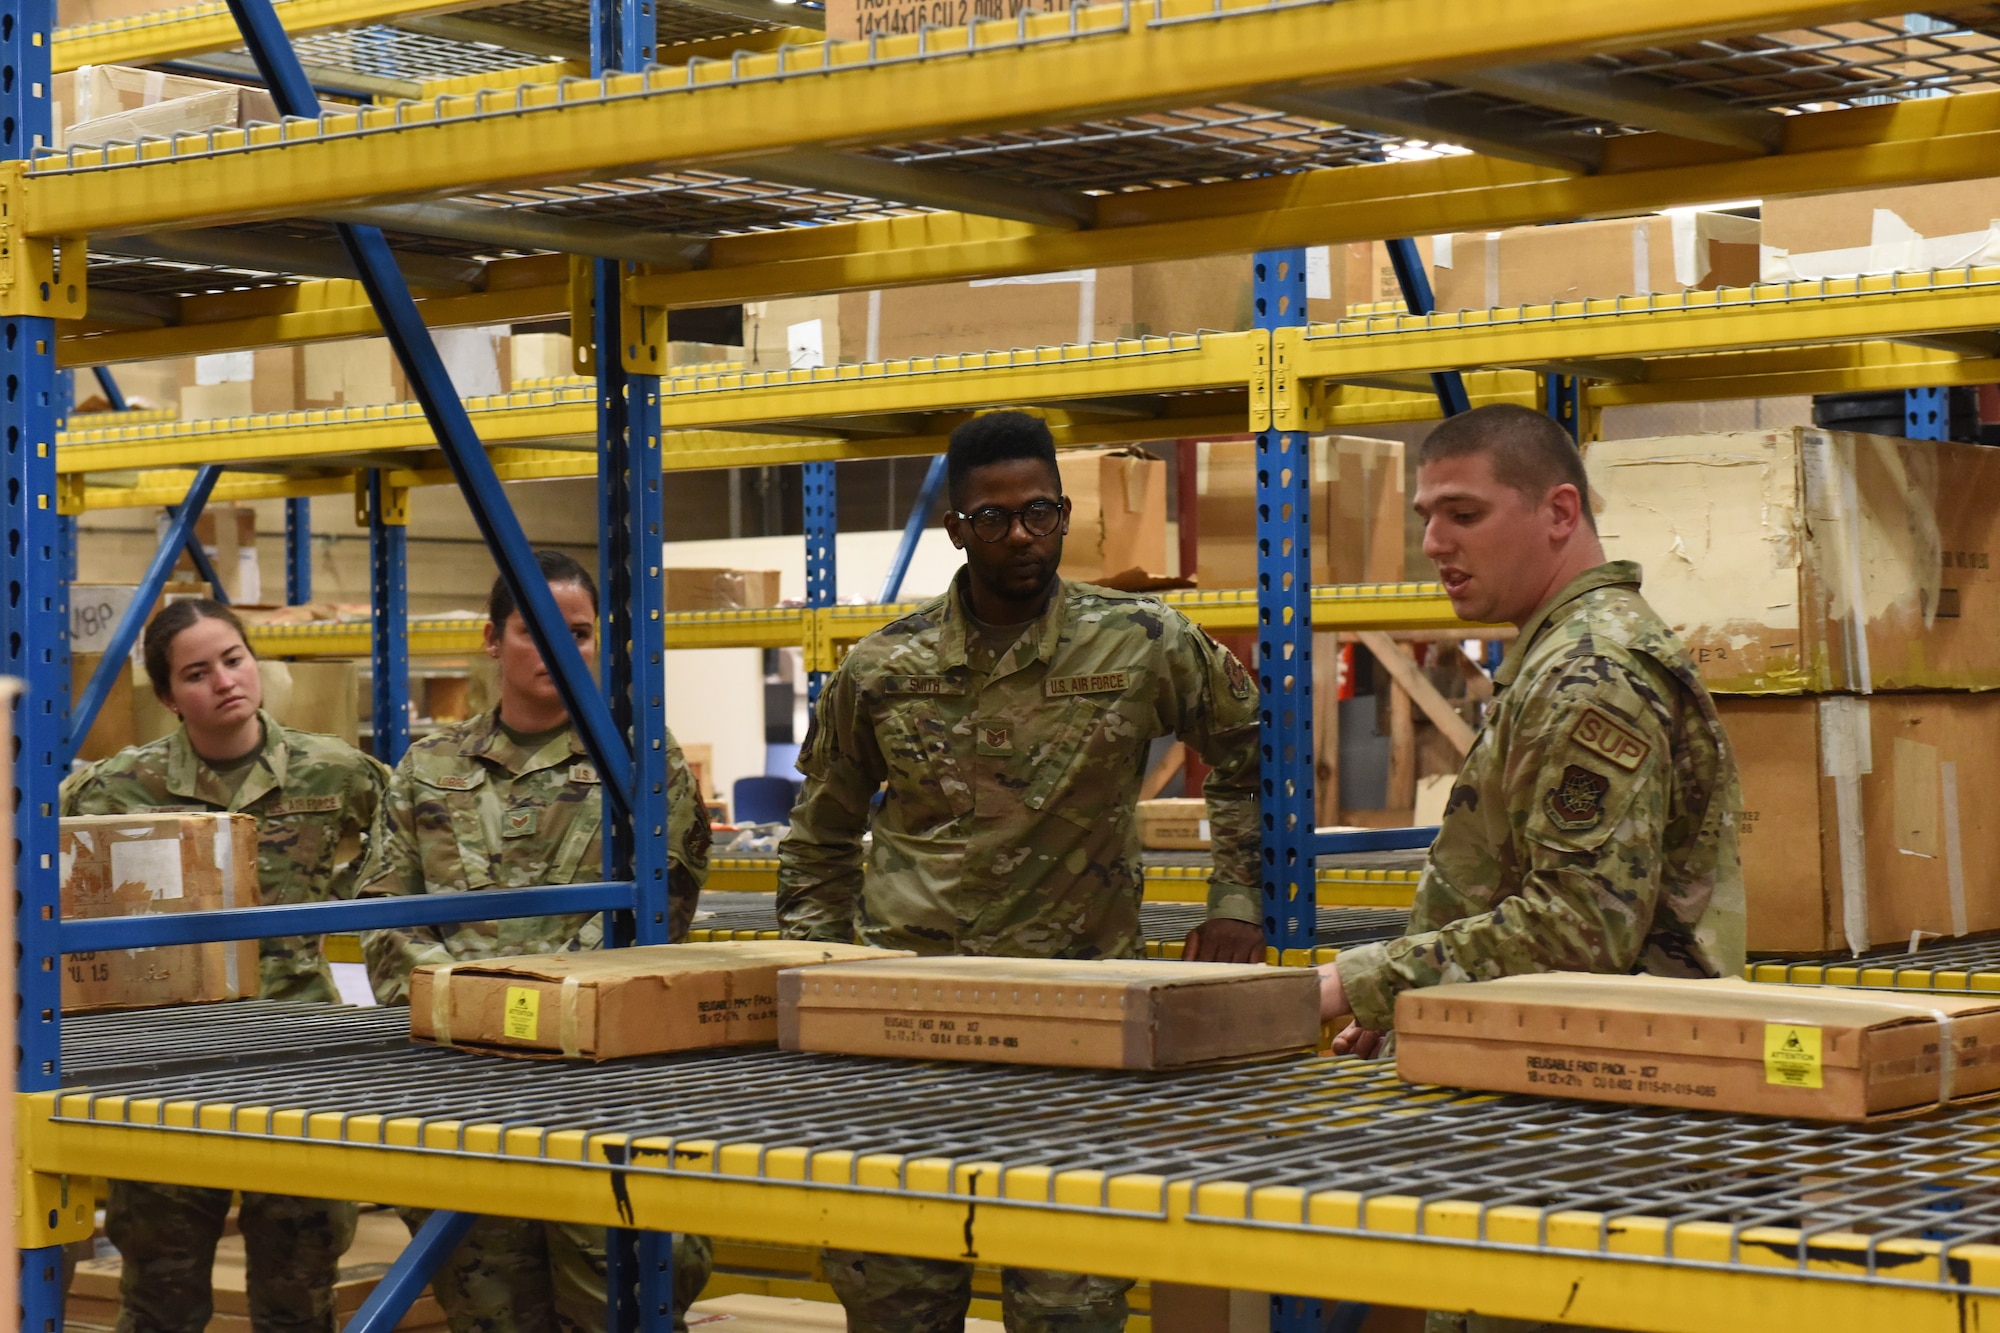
xmin=1544 ymin=764 xmax=1611 ymax=832
xmin=1568 ymin=706 xmax=1652 ymax=772
xmin=1045 ymin=671 xmax=1129 ymax=698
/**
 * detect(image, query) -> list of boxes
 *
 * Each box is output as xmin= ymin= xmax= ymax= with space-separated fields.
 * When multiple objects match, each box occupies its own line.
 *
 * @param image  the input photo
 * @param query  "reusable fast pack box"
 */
xmin=1058 ymin=447 xmax=1169 ymax=585
xmin=1721 ymin=693 xmax=2000 ymax=955
xmin=1396 ymin=973 xmax=2000 ymax=1123
xmin=1137 ymin=797 xmax=1210 ymax=850
xmin=1588 ymin=428 xmax=2000 ymax=693
xmin=60 ymin=813 xmax=261 ymax=1013
xmin=409 ymin=941 xmax=906 ymax=1060
xmin=779 ymin=956 xmax=1322 ymax=1069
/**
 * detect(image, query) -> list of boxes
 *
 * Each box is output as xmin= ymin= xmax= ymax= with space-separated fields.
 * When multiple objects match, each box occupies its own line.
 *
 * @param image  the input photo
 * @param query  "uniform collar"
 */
xmin=941 ymin=568 xmax=1068 ymax=675
xmin=466 ymin=706 xmax=588 ymax=777
xmin=163 ymin=709 xmax=288 ymax=810
xmin=1494 ymin=560 xmax=1643 ymax=688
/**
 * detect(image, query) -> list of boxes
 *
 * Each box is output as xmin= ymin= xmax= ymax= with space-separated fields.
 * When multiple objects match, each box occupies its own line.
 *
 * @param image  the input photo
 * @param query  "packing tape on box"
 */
xmin=1806 ymin=432 xmax=1875 ymax=692
xmin=432 ymin=963 xmax=457 ymax=1048
xmin=559 ymin=975 xmax=583 ymax=1059
xmin=1819 ymin=696 xmax=1874 ymax=958
xmin=216 ymin=825 xmax=239 ymax=998
xmin=1943 ymin=760 xmax=1969 ymax=938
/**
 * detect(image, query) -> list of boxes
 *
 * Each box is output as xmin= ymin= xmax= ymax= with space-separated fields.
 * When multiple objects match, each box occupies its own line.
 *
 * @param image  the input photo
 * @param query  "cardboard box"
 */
xmin=304 ymin=338 xmax=406 ymax=409
xmin=1058 ymin=447 xmax=1168 ymax=585
xmin=664 ymin=568 xmax=784 ymax=613
xmin=1195 ymin=436 xmax=1405 ymax=590
xmin=1396 ymin=973 xmax=2000 ymax=1122
xmin=779 ymin=956 xmax=1323 ymax=1069
xmin=510 ymin=331 xmax=575 ymax=385
xmin=60 ymin=813 xmax=262 ymax=1013
xmin=1589 ymin=428 xmax=2000 ymax=693
xmin=825 ymin=0 xmax=1069 ymax=43
xmin=1762 ymin=179 xmax=2000 ymax=281
xmin=410 ymin=940 xmax=906 ymax=1059
xmin=1723 ymin=693 xmax=2000 ymax=955
xmin=1430 ymin=213 xmax=1758 ymax=313
xmin=1138 ymin=797 xmax=1210 ymax=850
xmin=55 ymin=65 xmax=278 ymax=149
xmin=836 ymin=259 xmax=1253 ymax=361
xmin=262 ymin=660 xmax=361 ymax=746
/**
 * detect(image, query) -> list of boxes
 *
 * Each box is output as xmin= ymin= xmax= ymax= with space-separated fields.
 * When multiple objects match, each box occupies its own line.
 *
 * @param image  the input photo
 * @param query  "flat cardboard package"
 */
xmin=779 ymin=956 xmax=1322 ymax=1069
xmin=1194 ymin=436 xmax=1405 ymax=589
xmin=1762 ymin=179 xmax=2000 ymax=281
xmin=1722 ymin=693 xmax=2000 ymax=955
xmin=55 ymin=65 xmax=278 ymax=149
xmin=60 ymin=813 xmax=261 ymax=1013
xmin=1589 ymin=428 xmax=2000 ymax=693
xmin=1137 ymin=797 xmax=1210 ymax=850
xmin=1058 ymin=447 xmax=1168 ymax=585
xmin=409 ymin=941 xmax=906 ymax=1059
xmin=1429 ymin=213 xmax=1758 ymax=313
xmin=664 ymin=568 xmax=784 ymax=613
xmin=303 ymin=338 xmax=406 ymax=409
xmin=1396 ymin=973 xmax=2000 ymax=1122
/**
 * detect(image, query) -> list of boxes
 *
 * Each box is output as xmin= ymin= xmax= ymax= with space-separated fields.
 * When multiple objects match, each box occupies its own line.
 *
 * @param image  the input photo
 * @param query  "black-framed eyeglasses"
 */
xmin=951 ymin=499 xmax=1064 ymax=544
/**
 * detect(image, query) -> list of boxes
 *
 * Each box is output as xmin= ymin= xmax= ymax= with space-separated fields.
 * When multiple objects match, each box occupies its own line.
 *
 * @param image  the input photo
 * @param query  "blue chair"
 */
xmin=734 ymin=775 xmax=802 ymax=826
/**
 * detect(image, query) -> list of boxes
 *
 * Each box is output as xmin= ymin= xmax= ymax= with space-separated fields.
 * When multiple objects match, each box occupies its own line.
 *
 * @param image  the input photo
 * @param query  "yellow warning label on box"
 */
xmin=503 ymin=985 xmax=541 ymax=1041
xmin=1764 ymin=1023 xmax=1823 ymax=1088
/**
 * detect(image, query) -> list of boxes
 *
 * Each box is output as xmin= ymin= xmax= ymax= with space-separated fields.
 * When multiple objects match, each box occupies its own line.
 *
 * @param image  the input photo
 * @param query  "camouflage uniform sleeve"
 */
xmin=1335 ymin=656 xmax=1675 ymax=1031
xmin=1164 ymin=618 xmax=1262 ymax=925
xmin=354 ymin=758 xmax=451 ymax=1006
xmin=664 ymin=733 xmax=712 ymax=943
xmin=324 ymin=753 xmax=393 ymax=905
xmin=777 ymin=659 xmax=883 ymax=943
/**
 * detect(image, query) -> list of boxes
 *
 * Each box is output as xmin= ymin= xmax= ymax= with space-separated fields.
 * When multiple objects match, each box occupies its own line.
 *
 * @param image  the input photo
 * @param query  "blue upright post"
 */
xmin=802 ymin=462 xmax=838 ymax=702
xmin=1383 ymin=237 xmax=1472 ymax=418
xmin=1906 ymin=386 xmax=1949 ymax=441
xmin=343 ymin=1211 xmax=478 ymax=1333
xmin=367 ymin=472 xmax=410 ymax=764
xmin=286 ymin=496 xmax=314 ymax=603
xmin=591 ymin=0 xmax=674 ymax=1319
xmin=6 ymin=0 xmax=74 ymax=1316
xmin=1543 ymin=372 xmax=1583 ymax=443
xmin=878 ymin=455 xmax=946 ymax=603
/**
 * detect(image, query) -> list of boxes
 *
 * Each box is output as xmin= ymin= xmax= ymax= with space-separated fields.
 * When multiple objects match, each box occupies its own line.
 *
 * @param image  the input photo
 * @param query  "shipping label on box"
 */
xmin=60 ymin=813 xmax=261 ymax=1012
xmin=780 ymin=956 xmax=1322 ymax=1069
xmin=409 ymin=941 xmax=906 ymax=1059
xmin=1137 ymin=798 xmax=1210 ymax=850
xmin=1397 ymin=973 xmax=2000 ymax=1122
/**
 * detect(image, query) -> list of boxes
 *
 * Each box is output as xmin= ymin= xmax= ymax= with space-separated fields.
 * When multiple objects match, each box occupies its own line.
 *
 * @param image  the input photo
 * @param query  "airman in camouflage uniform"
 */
xmin=780 ymin=414 xmax=1260 ymax=1333
xmin=61 ymin=710 xmax=389 ymax=1333
xmin=1332 ymin=560 xmax=1745 ymax=1034
xmin=354 ymin=706 xmax=713 ymax=1332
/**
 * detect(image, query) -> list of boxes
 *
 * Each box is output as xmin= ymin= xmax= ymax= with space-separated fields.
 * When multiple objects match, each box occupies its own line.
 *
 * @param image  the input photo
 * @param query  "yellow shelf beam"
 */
xmin=22 ymin=1083 xmax=2000 ymax=1333
xmin=23 ymin=0 xmax=1957 ymax=239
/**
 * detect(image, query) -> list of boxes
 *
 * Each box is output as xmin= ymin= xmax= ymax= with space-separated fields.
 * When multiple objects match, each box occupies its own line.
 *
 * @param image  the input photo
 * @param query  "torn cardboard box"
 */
xmin=1589 ymin=428 xmax=2000 ymax=693
xmin=1762 ymin=179 xmax=2000 ymax=282
xmin=1397 ymin=973 xmax=2000 ymax=1122
xmin=409 ymin=941 xmax=907 ymax=1059
xmin=779 ymin=956 xmax=1322 ymax=1069
xmin=61 ymin=813 xmax=261 ymax=1012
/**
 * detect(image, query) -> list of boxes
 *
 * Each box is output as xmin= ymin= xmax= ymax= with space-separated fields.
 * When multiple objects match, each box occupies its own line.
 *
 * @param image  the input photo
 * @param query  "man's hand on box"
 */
xmin=1182 ymin=918 xmax=1265 ymax=963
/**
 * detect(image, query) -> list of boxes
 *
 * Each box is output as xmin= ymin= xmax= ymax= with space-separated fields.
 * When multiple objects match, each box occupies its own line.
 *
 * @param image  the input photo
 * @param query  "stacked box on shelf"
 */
xmin=1588 ymin=428 xmax=2000 ymax=955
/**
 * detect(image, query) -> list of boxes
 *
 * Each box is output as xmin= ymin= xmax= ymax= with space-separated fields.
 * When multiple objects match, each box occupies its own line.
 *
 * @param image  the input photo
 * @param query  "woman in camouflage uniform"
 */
xmin=61 ymin=598 xmax=391 ymax=1333
xmin=354 ymin=550 xmax=712 ymax=1333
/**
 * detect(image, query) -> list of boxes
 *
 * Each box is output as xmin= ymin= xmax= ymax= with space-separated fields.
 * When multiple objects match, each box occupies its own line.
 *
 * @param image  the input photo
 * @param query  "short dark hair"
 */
xmin=488 ymin=550 xmax=599 ymax=626
xmin=142 ymin=598 xmax=251 ymax=699
xmin=946 ymin=411 xmax=1060 ymax=508
xmin=1419 ymin=404 xmax=1595 ymax=529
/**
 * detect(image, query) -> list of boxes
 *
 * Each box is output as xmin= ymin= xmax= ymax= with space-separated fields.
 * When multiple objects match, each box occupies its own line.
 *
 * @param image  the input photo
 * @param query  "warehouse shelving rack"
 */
xmin=26 ymin=4 xmax=2000 ymax=1332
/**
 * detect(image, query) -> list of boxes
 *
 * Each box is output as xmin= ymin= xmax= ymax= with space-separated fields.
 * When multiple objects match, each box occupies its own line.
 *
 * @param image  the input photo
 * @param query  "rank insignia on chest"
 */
xmin=503 ymin=807 xmax=539 ymax=839
xmin=1545 ymin=764 xmax=1610 ymax=831
xmin=978 ymin=725 xmax=1013 ymax=754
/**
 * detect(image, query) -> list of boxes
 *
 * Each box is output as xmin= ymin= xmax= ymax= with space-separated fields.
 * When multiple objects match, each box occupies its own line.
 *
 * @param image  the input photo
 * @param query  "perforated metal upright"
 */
xmin=6 ymin=0 xmax=74 ymax=1322
xmin=286 ymin=496 xmax=313 ymax=603
xmin=803 ymin=460 xmax=838 ymax=702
